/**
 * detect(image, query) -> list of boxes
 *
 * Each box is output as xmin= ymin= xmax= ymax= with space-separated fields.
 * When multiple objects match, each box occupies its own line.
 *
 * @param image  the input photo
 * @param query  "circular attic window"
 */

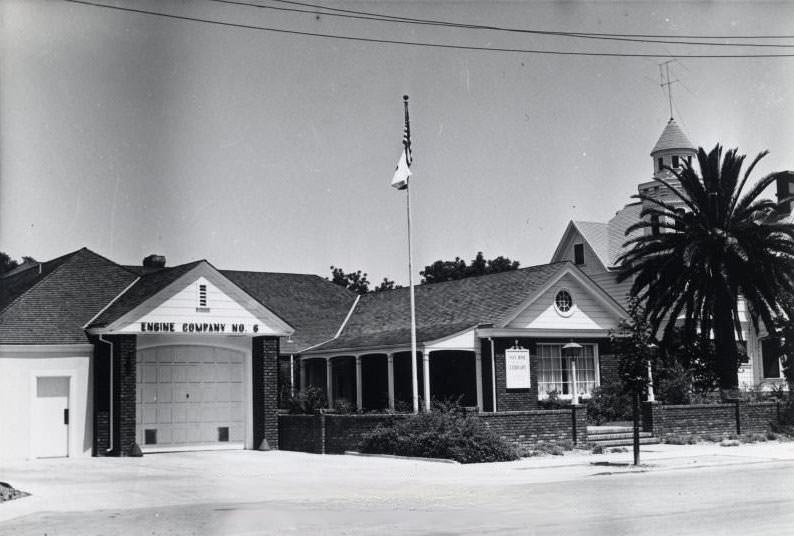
xmin=554 ymin=289 xmax=573 ymax=314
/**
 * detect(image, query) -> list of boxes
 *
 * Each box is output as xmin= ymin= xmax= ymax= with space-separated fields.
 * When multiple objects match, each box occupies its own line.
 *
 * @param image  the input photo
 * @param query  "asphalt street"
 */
xmin=1 ymin=446 xmax=793 ymax=535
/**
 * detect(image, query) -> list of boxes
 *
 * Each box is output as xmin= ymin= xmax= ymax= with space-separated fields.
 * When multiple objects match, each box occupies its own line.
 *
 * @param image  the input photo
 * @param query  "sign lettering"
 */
xmin=505 ymin=348 xmax=531 ymax=389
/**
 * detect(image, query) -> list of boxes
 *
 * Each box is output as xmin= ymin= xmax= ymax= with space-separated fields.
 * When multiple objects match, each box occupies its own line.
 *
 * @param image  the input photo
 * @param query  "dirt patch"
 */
xmin=0 ymin=481 xmax=30 ymax=503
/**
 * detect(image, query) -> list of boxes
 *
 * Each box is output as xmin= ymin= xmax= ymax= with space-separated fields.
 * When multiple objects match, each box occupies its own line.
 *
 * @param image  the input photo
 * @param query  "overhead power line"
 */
xmin=61 ymin=0 xmax=794 ymax=59
xmin=207 ymin=0 xmax=794 ymax=48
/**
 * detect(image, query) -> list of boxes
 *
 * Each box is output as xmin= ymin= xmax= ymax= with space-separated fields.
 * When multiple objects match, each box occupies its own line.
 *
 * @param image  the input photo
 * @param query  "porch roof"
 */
xmin=304 ymin=262 xmax=570 ymax=354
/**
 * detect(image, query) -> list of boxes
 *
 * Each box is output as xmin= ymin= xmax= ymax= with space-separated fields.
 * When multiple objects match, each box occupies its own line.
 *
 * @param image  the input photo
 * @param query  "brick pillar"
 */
xmin=253 ymin=336 xmax=280 ymax=450
xmin=113 ymin=335 xmax=138 ymax=456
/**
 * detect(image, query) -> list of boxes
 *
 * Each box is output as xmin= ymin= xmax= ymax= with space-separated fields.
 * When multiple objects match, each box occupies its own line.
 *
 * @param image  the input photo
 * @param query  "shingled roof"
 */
xmin=0 ymin=248 xmax=139 ymax=344
xmin=222 ymin=270 xmax=356 ymax=353
xmin=651 ymin=119 xmax=695 ymax=154
xmin=307 ymin=262 xmax=569 ymax=353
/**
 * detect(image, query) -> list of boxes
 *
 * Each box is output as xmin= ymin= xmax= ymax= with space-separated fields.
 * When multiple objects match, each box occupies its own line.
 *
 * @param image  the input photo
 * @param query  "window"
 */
xmin=687 ymin=156 xmax=692 ymax=167
xmin=144 ymin=429 xmax=157 ymax=445
xmin=554 ymin=290 xmax=573 ymax=314
xmin=761 ymin=337 xmax=782 ymax=378
xmin=573 ymin=243 xmax=584 ymax=265
xmin=537 ymin=344 xmax=597 ymax=399
xmin=650 ymin=214 xmax=660 ymax=236
xmin=672 ymin=155 xmax=680 ymax=168
xmin=657 ymin=157 xmax=664 ymax=171
xmin=218 ymin=427 xmax=230 ymax=442
xmin=674 ymin=208 xmax=686 ymax=231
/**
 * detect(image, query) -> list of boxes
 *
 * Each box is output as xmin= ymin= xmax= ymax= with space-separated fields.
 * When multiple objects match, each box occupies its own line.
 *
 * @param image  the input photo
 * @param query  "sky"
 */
xmin=2 ymin=0 xmax=794 ymax=285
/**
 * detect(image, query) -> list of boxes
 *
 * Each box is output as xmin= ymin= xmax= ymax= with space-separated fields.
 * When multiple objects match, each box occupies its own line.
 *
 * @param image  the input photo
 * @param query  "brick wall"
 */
xmin=324 ymin=414 xmax=402 ymax=454
xmin=279 ymin=415 xmax=325 ymax=453
xmin=643 ymin=401 xmax=779 ymax=438
xmin=253 ymin=336 xmax=280 ymax=450
xmin=480 ymin=407 xmax=587 ymax=448
xmin=278 ymin=409 xmax=586 ymax=455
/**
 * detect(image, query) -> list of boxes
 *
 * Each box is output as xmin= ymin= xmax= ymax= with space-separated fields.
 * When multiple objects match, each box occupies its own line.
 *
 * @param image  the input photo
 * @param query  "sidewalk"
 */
xmin=1 ymin=441 xmax=793 ymax=524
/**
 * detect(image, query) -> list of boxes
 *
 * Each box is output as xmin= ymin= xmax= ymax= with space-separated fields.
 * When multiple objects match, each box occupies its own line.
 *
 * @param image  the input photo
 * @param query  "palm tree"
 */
xmin=617 ymin=144 xmax=794 ymax=393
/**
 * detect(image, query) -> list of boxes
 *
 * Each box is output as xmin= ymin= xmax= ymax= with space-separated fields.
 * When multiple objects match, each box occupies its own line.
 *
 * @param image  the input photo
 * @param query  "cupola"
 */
xmin=650 ymin=119 xmax=696 ymax=177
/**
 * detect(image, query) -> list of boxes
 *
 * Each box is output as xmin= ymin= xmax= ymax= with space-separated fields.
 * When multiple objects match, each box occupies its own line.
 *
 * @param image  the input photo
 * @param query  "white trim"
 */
xmin=29 ymin=371 xmax=76 ymax=459
xmin=498 ymin=264 xmax=627 ymax=328
xmin=142 ymin=442 xmax=244 ymax=454
xmin=81 ymin=276 xmax=141 ymax=329
xmin=553 ymin=287 xmax=575 ymax=317
xmin=478 ymin=328 xmax=612 ymax=338
xmin=0 ymin=344 xmax=94 ymax=356
xmin=535 ymin=342 xmax=600 ymax=401
xmin=334 ymin=295 xmax=360 ymax=339
xmin=92 ymin=262 xmax=294 ymax=336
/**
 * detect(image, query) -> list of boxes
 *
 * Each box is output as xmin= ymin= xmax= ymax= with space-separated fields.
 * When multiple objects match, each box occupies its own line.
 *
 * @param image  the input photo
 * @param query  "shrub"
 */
xmin=586 ymin=380 xmax=633 ymax=424
xmin=538 ymin=390 xmax=572 ymax=410
xmin=358 ymin=404 xmax=519 ymax=463
xmin=591 ymin=444 xmax=604 ymax=454
xmin=656 ymin=361 xmax=692 ymax=405
xmin=284 ymin=386 xmax=327 ymax=414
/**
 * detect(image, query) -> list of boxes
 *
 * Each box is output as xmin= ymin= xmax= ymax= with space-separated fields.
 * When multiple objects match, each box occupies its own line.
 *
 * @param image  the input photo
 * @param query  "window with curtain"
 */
xmin=537 ymin=344 xmax=597 ymax=399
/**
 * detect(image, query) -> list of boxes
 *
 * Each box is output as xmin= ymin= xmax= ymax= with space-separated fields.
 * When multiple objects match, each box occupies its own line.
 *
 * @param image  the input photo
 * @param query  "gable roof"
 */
xmin=651 ymin=119 xmax=695 ymax=154
xmin=550 ymin=221 xmax=610 ymax=270
xmin=607 ymin=202 xmax=643 ymax=267
xmin=0 ymin=248 xmax=139 ymax=344
xmin=222 ymin=270 xmax=357 ymax=353
xmin=305 ymin=262 xmax=579 ymax=353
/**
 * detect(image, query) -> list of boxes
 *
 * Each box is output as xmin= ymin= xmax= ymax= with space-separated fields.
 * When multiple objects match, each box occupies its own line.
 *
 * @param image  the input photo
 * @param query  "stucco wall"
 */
xmin=0 ymin=345 xmax=93 ymax=461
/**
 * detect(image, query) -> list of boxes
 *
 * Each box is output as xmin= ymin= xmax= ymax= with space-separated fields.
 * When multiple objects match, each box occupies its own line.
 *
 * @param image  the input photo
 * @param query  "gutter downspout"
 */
xmin=489 ymin=337 xmax=497 ymax=412
xmin=98 ymin=335 xmax=114 ymax=454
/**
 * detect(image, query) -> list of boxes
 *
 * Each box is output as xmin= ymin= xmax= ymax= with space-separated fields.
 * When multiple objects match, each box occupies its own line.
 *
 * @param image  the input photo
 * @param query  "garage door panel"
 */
xmin=136 ymin=346 xmax=246 ymax=449
xmin=157 ymin=365 xmax=172 ymax=382
xmin=157 ymin=405 xmax=172 ymax=423
xmin=142 ymin=406 xmax=157 ymax=424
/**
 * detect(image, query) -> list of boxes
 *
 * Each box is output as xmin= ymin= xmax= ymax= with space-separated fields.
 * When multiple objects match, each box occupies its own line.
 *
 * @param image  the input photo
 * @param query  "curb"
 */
xmin=344 ymin=451 xmax=460 ymax=464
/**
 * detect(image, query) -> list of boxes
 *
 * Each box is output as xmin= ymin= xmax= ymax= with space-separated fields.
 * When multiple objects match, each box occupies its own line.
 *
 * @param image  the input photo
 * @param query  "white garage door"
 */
xmin=136 ymin=346 xmax=245 ymax=450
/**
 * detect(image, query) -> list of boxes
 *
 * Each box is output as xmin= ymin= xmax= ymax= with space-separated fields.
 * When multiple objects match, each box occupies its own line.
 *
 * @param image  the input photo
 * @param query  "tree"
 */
xmin=0 ymin=252 xmax=35 ymax=275
xmin=617 ymin=145 xmax=794 ymax=393
xmin=372 ymin=277 xmax=401 ymax=293
xmin=329 ymin=266 xmax=371 ymax=295
xmin=420 ymin=252 xmax=520 ymax=284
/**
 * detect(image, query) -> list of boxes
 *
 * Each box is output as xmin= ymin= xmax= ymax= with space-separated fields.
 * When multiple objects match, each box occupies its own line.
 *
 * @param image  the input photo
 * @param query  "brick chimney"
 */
xmin=142 ymin=254 xmax=166 ymax=273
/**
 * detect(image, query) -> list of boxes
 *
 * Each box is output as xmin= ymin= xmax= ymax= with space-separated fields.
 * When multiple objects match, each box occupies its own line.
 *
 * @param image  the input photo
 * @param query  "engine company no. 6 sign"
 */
xmin=505 ymin=348 xmax=531 ymax=389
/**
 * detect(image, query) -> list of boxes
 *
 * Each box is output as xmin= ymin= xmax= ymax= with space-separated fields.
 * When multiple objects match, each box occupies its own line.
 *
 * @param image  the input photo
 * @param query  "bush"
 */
xmin=284 ymin=386 xmax=327 ymax=414
xmin=538 ymin=390 xmax=572 ymax=410
xmin=586 ymin=381 xmax=633 ymax=425
xmin=656 ymin=362 xmax=692 ymax=405
xmin=358 ymin=404 xmax=519 ymax=463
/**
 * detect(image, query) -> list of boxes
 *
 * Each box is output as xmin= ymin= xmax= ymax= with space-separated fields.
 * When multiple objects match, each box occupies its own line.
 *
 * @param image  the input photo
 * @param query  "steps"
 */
xmin=586 ymin=426 xmax=661 ymax=448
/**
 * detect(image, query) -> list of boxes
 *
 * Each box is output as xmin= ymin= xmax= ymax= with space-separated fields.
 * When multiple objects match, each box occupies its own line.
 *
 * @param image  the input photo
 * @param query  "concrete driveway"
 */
xmin=2 ymin=442 xmax=794 ymax=531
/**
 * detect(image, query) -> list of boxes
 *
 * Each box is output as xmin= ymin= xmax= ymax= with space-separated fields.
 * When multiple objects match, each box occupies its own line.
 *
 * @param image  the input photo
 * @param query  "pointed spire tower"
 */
xmin=650 ymin=119 xmax=697 ymax=178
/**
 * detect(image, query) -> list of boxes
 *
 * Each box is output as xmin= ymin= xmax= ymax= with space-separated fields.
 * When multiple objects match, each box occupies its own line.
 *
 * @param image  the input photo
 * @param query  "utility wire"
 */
xmin=61 ymin=0 xmax=794 ymax=58
xmin=207 ymin=0 xmax=794 ymax=48
xmin=261 ymin=0 xmax=794 ymax=40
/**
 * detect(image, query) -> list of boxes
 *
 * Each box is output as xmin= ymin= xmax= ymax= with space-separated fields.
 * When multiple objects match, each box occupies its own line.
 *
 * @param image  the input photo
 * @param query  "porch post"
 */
xmin=326 ymin=357 xmax=334 ymax=409
xmin=422 ymin=349 xmax=431 ymax=412
xmin=387 ymin=353 xmax=395 ymax=411
xmin=355 ymin=355 xmax=363 ymax=411
xmin=289 ymin=354 xmax=295 ymax=397
xmin=299 ymin=358 xmax=306 ymax=391
xmin=474 ymin=348 xmax=483 ymax=412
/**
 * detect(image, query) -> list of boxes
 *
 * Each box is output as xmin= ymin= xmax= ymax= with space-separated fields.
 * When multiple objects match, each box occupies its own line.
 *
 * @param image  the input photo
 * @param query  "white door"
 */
xmin=136 ymin=346 xmax=245 ymax=449
xmin=32 ymin=376 xmax=70 ymax=458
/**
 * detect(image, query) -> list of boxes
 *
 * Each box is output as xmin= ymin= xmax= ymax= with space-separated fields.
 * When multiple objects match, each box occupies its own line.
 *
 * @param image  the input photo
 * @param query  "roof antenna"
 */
xmin=659 ymin=60 xmax=679 ymax=121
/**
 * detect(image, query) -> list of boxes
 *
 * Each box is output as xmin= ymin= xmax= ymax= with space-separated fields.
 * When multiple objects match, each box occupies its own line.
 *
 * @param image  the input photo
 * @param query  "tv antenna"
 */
xmin=659 ymin=60 xmax=679 ymax=120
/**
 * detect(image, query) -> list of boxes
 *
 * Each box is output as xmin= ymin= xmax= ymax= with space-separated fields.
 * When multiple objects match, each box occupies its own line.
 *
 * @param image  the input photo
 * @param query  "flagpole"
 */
xmin=403 ymin=95 xmax=420 ymax=414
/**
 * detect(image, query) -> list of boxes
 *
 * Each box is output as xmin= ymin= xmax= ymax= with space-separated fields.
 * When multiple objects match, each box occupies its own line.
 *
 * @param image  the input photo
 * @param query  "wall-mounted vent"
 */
xmin=218 ymin=427 xmax=229 ymax=442
xmin=196 ymin=284 xmax=210 ymax=312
